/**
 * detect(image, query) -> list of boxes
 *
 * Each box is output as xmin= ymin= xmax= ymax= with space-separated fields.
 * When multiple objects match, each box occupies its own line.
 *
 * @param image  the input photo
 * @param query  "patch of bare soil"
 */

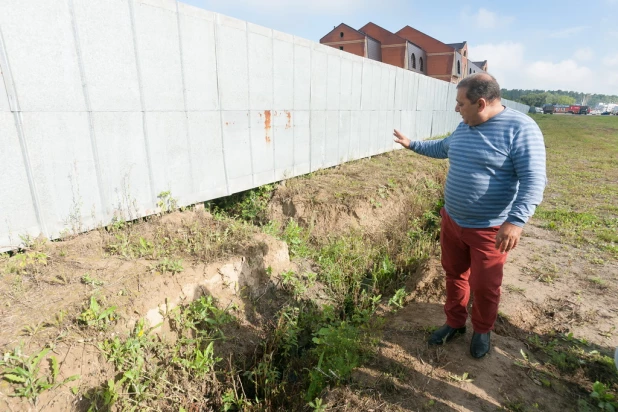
xmin=0 ymin=209 xmax=297 ymax=411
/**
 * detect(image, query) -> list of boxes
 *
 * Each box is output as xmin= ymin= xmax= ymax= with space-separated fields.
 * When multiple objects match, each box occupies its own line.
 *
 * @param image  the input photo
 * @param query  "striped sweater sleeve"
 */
xmin=506 ymin=123 xmax=547 ymax=227
xmin=408 ymin=136 xmax=450 ymax=159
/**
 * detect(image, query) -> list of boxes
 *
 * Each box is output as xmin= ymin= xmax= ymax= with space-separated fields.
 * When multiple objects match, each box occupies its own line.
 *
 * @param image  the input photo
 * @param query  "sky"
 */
xmin=183 ymin=0 xmax=618 ymax=96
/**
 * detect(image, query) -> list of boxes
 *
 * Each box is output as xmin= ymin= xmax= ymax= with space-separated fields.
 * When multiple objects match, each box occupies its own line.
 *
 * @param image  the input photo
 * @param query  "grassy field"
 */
xmin=530 ymin=114 xmax=618 ymax=258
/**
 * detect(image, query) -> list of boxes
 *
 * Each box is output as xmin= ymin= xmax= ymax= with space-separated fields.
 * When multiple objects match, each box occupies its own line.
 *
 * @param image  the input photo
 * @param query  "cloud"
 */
xmin=460 ymin=7 xmax=514 ymax=29
xmin=603 ymin=53 xmax=618 ymax=67
xmin=525 ymin=60 xmax=593 ymax=88
xmin=574 ymin=47 xmax=594 ymax=62
xmin=549 ymin=26 xmax=587 ymax=39
xmin=469 ymin=42 xmax=618 ymax=94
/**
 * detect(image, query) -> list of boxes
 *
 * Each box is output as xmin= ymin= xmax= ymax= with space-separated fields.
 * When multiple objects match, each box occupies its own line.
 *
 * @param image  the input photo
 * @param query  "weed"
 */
xmin=156 ymin=190 xmax=178 ymax=213
xmin=78 ymin=297 xmax=117 ymax=330
xmin=4 ymin=251 xmax=48 ymax=275
xmin=448 ymin=372 xmax=474 ymax=383
xmin=388 ymin=287 xmax=407 ymax=311
xmin=81 ymin=273 xmax=104 ymax=287
xmin=207 ymin=184 xmax=274 ymax=224
xmin=155 ymin=258 xmax=183 ymax=274
xmin=590 ymin=381 xmax=618 ymax=411
xmin=0 ymin=346 xmax=79 ymax=403
xmin=308 ymin=397 xmax=327 ymax=412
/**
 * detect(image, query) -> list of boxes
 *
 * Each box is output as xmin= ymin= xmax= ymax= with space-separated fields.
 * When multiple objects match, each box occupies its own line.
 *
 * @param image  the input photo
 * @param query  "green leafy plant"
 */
xmin=156 ymin=258 xmax=183 ymax=274
xmin=388 ymin=287 xmax=407 ymax=311
xmin=591 ymin=381 xmax=618 ymax=411
xmin=308 ymin=397 xmax=327 ymax=412
xmin=81 ymin=273 xmax=104 ymax=287
xmin=156 ymin=190 xmax=178 ymax=213
xmin=0 ymin=347 xmax=79 ymax=403
xmin=78 ymin=297 xmax=117 ymax=330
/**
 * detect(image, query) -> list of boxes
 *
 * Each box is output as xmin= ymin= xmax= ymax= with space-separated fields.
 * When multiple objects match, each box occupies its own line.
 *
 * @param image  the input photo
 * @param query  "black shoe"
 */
xmin=470 ymin=332 xmax=491 ymax=358
xmin=428 ymin=324 xmax=466 ymax=345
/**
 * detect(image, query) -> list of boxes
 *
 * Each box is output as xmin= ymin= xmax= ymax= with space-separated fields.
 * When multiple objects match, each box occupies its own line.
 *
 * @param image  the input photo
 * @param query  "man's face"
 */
xmin=455 ymin=88 xmax=481 ymax=126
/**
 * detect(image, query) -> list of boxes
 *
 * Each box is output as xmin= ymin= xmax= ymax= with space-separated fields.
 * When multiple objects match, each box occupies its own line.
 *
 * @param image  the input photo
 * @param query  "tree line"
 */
xmin=501 ymin=89 xmax=618 ymax=108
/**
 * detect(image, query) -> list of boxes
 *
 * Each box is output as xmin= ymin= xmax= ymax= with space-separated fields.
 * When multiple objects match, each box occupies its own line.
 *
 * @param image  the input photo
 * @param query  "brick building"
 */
xmin=320 ymin=23 xmax=487 ymax=84
xmin=319 ymin=23 xmax=381 ymax=62
xmin=357 ymin=22 xmax=426 ymax=74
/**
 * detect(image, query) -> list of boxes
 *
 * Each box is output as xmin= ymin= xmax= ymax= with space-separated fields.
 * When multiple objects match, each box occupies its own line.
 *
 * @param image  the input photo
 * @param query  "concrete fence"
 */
xmin=0 ymin=0 xmax=529 ymax=250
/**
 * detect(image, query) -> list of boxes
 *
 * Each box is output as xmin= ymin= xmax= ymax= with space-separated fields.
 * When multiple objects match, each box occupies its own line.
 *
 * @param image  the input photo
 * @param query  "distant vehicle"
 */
xmin=601 ymin=111 xmax=611 ymax=115
xmin=568 ymin=105 xmax=590 ymax=115
xmin=543 ymin=104 xmax=555 ymax=114
xmin=535 ymin=107 xmax=543 ymax=113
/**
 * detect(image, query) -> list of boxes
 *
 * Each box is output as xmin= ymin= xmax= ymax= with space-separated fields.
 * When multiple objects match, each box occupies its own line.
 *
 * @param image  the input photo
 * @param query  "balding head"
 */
xmin=457 ymin=73 xmax=501 ymax=104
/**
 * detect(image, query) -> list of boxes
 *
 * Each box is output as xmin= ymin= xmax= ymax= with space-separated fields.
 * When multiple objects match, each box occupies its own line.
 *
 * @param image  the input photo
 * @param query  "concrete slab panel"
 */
xmin=186 ymin=111 xmax=227 ymax=202
xmin=409 ymin=110 xmax=417 ymax=141
xmin=416 ymin=111 xmax=433 ymax=140
xmin=370 ymin=63 xmax=382 ymax=111
xmin=310 ymin=48 xmax=327 ymax=110
xmin=293 ymin=111 xmax=310 ymax=175
xmin=324 ymin=111 xmax=339 ymax=167
xmin=339 ymin=58 xmax=353 ymax=111
xmin=392 ymin=111 xmax=401 ymax=150
xmin=144 ymin=112 xmax=193 ymax=204
xmin=401 ymin=71 xmax=410 ymax=111
xmin=216 ymin=23 xmax=249 ymax=110
xmin=338 ymin=111 xmax=351 ymax=163
xmin=293 ymin=43 xmax=311 ymax=110
xmin=0 ymin=113 xmax=40 ymax=246
xmin=326 ymin=54 xmax=341 ymax=110
xmin=394 ymin=70 xmax=403 ymax=110
xmin=216 ymin=13 xmax=245 ymax=30
xmin=310 ymin=110 xmax=325 ymax=171
xmin=385 ymin=110 xmax=394 ymax=151
xmin=0 ymin=68 xmax=9 ymax=111
xmin=178 ymin=2 xmax=215 ymax=21
xmin=273 ymin=38 xmax=294 ymax=110
xmin=409 ymin=71 xmax=420 ymax=111
xmin=349 ymin=111 xmax=362 ymax=160
xmin=248 ymin=31 xmax=273 ymax=110
xmin=351 ymin=61 xmax=363 ymax=110
xmin=377 ymin=111 xmax=387 ymax=153
xmin=73 ymin=0 xmax=141 ymax=112
xmin=250 ymin=110 xmax=274 ymax=185
xmin=0 ymin=1 xmax=85 ymax=111
xmin=21 ymin=112 xmax=101 ymax=237
xmin=247 ymin=22 xmax=272 ymax=37
xmin=387 ymin=69 xmax=396 ymax=111
xmin=379 ymin=67 xmax=390 ymax=111
xmin=134 ymin=1 xmax=184 ymax=111
xmin=369 ymin=111 xmax=379 ymax=154
xmin=273 ymin=30 xmax=294 ymax=43
xmin=361 ymin=62 xmax=373 ymax=110
xmin=178 ymin=5 xmax=219 ymax=111
xmin=221 ymin=111 xmax=252 ymax=192
xmin=92 ymin=112 xmax=152 ymax=219
xmin=274 ymin=110 xmax=294 ymax=180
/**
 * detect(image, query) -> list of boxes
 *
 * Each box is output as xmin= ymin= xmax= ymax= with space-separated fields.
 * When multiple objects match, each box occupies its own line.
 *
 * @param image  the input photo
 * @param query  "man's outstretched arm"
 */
xmin=393 ymin=129 xmax=449 ymax=159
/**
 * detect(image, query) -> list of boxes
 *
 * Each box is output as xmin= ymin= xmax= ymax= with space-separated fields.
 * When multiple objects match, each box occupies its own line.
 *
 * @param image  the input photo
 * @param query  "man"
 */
xmin=393 ymin=73 xmax=546 ymax=358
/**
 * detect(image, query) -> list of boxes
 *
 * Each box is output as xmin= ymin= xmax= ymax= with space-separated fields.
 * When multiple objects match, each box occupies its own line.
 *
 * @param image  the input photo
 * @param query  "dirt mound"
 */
xmin=268 ymin=150 xmax=446 ymax=238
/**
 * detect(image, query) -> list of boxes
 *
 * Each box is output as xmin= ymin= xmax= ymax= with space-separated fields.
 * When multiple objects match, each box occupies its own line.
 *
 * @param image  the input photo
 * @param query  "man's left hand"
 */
xmin=495 ymin=222 xmax=523 ymax=253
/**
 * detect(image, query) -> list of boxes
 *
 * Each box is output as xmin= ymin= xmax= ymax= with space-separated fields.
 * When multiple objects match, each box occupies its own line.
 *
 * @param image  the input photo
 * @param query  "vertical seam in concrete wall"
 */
xmin=175 ymin=1 xmax=195 ymax=199
xmin=245 ymin=22 xmax=255 ymax=186
xmin=0 ymin=24 xmax=48 ymax=238
xmin=128 ymin=0 xmax=156 ymax=204
xmin=213 ymin=16 xmax=229 ymax=195
xmin=291 ymin=37 xmax=296 ymax=175
xmin=68 ymin=0 xmax=107 ymax=219
xmin=336 ymin=55 xmax=342 ymax=163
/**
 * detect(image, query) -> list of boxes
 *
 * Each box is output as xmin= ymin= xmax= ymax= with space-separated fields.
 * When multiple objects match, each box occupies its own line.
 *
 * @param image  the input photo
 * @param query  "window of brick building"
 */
xmin=464 ymin=51 xmax=467 ymax=57
xmin=420 ymin=57 xmax=424 ymax=72
xmin=340 ymin=32 xmax=344 ymax=38
xmin=457 ymin=61 xmax=461 ymax=75
xmin=411 ymin=53 xmax=416 ymax=69
xmin=340 ymin=46 xmax=344 ymax=50
xmin=469 ymin=68 xmax=472 ymax=74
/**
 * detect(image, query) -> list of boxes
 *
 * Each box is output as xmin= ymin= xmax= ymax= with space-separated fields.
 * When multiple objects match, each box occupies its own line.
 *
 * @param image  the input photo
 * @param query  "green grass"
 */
xmin=529 ymin=115 xmax=618 ymax=257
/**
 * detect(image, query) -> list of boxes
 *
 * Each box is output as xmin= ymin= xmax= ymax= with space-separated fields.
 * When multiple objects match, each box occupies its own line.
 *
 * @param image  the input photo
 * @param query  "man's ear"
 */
xmin=477 ymin=98 xmax=487 ymax=112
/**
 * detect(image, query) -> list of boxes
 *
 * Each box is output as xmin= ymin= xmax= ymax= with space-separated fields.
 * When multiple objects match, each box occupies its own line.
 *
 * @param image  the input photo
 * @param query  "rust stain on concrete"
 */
xmin=264 ymin=110 xmax=271 ymax=143
xmin=285 ymin=111 xmax=292 ymax=129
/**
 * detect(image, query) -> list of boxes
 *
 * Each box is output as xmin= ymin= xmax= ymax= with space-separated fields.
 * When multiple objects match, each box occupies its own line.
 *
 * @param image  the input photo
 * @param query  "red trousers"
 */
xmin=440 ymin=208 xmax=507 ymax=333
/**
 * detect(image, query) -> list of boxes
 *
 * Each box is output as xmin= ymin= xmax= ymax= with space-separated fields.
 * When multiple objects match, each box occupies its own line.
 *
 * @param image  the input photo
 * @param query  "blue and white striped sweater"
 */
xmin=409 ymin=107 xmax=546 ymax=228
